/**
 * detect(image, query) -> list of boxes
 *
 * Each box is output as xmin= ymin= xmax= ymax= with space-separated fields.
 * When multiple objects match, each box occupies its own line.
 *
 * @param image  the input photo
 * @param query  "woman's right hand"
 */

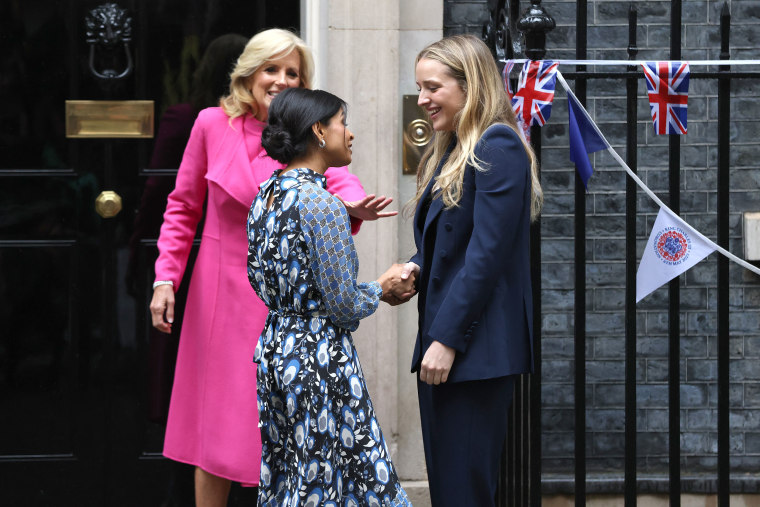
xmin=150 ymin=284 xmax=175 ymax=333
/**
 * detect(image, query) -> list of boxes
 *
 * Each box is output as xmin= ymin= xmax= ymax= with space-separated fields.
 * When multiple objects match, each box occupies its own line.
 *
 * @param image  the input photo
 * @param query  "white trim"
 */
xmin=301 ymin=0 xmax=328 ymax=89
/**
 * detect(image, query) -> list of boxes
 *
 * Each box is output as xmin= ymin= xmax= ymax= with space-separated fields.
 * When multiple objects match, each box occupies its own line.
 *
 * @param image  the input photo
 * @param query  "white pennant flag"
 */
xmin=636 ymin=208 xmax=716 ymax=302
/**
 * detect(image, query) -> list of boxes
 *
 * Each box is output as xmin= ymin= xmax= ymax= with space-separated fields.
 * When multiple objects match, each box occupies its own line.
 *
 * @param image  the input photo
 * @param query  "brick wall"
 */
xmin=446 ymin=0 xmax=760 ymax=493
xmin=444 ymin=0 xmax=490 ymax=36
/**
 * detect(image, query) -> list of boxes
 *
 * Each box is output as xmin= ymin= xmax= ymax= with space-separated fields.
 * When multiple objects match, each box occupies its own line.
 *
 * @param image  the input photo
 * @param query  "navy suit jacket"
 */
xmin=410 ymin=124 xmax=534 ymax=383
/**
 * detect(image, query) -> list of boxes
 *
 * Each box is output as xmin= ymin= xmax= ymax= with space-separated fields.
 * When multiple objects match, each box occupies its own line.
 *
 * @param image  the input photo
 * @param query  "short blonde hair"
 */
xmin=220 ymin=28 xmax=315 ymax=120
xmin=412 ymin=34 xmax=542 ymax=221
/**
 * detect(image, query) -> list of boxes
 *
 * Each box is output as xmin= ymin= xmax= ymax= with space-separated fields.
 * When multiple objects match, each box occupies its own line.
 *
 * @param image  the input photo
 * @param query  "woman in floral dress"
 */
xmin=246 ymin=87 xmax=414 ymax=506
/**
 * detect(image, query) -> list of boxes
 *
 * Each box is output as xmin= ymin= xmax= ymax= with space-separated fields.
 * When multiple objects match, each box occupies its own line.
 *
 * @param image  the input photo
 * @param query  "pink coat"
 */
xmin=155 ymin=107 xmax=365 ymax=485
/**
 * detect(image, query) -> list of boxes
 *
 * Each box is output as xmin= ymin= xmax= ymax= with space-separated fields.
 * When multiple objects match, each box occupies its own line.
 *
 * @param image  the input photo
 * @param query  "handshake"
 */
xmin=377 ymin=262 xmax=419 ymax=306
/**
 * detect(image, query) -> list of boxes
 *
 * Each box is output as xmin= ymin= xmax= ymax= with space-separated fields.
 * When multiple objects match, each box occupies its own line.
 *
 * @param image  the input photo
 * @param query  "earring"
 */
xmin=318 ymin=138 xmax=326 ymax=148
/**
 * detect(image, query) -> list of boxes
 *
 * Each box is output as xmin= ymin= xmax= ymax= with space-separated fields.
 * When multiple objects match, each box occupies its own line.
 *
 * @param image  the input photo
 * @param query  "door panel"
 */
xmin=1 ymin=1 xmax=299 ymax=504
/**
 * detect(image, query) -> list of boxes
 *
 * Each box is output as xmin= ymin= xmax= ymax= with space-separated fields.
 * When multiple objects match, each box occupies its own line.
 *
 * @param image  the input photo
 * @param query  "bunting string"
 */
xmin=554 ymin=70 xmax=760 ymax=279
xmin=504 ymin=58 xmax=760 ymax=67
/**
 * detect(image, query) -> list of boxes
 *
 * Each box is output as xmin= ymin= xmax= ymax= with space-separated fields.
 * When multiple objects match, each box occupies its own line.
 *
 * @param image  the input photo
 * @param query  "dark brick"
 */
xmin=730 ymin=409 xmax=760 ymax=430
xmin=542 ymin=238 xmax=575 ymax=262
xmin=686 ymin=312 xmax=718 ymax=336
xmin=734 ymin=1 xmax=760 ymax=23
xmin=687 ymin=359 xmax=717 ymax=382
xmin=638 ymin=337 xmax=668 ymax=357
xmin=745 ymin=433 xmax=760 ymax=453
xmin=587 ymin=311 xmax=625 ymax=335
xmin=541 ymin=336 xmax=576 ymax=358
xmin=637 ymin=431 xmax=669 ymax=456
xmin=686 ymin=408 xmax=717 ymax=430
xmin=543 ymin=359 xmax=574 ymax=381
xmin=680 ymin=336 xmax=708 ymax=357
xmin=746 ymin=287 xmax=760 ymax=308
xmin=704 ymin=287 xmax=752 ymax=311
xmin=746 ymin=337 xmax=760 ymax=358
xmin=730 ymin=359 xmax=760 ymax=382
xmin=541 ymin=262 xmax=574 ymax=288
xmin=730 ymin=312 xmax=760 ymax=334
xmin=543 ymin=408 xmax=575 ymax=434
xmin=541 ymin=431 xmax=575 ymax=457
xmin=587 ymin=215 xmax=626 ymax=236
xmin=593 ymin=288 xmax=625 ymax=311
xmin=646 ymin=358 xmax=687 ymax=382
xmin=645 ymin=311 xmax=687 ymax=334
xmin=706 ymin=335 xmax=744 ymax=358
xmin=542 ymin=312 xmax=573 ymax=335
xmin=587 ymin=360 xmax=626 ymax=382
xmin=681 ymin=384 xmax=709 ymax=408
xmin=449 ymin=3 xmax=489 ymax=25
xmin=591 ymin=432 xmax=625 ymax=456
xmin=593 ymin=336 xmax=625 ymax=359
xmin=542 ymin=215 xmax=575 ymax=237
xmin=647 ymin=409 xmax=670 ymax=431
xmin=541 ymin=192 xmax=575 ymax=215
xmin=596 ymin=2 xmax=675 ymax=25
xmin=542 ymin=382 xmax=575 ymax=407
xmin=595 ymin=383 xmax=625 ymax=407
xmin=707 ymin=383 xmax=744 ymax=408
xmin=586 ymin=262 xmax=626 ymax=287
xmin=681 ymin=432 xmax=718 ymax=455
xmin=680 ymin=287 xmax=709 ymax=310
xmin=587 ymin=408 xmax=625 ymax=432
xmin=637 ymin=384 xmax=669 ymax=408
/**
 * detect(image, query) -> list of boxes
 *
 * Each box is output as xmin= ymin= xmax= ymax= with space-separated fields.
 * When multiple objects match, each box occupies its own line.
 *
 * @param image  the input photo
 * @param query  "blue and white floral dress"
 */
xmin=247 ymin=168 xmax=411 ymax=507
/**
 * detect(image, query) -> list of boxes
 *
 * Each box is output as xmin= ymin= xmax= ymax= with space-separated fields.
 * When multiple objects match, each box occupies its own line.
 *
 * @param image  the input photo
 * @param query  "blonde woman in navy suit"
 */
xmin=400 ymin=34 xmax=543 ymax=506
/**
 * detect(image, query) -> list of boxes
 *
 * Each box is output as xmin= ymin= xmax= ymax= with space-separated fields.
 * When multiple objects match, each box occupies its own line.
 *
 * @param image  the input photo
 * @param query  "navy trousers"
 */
xmin=417 ymin=375 xmax=516 ymax=507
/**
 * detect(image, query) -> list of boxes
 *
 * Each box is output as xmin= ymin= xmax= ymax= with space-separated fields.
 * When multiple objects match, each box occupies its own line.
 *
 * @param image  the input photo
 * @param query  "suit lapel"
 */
xmin=418 ymin=139 xmax=456 ymax=241
xmin=422 ymin=189 xmax=444 ymax=240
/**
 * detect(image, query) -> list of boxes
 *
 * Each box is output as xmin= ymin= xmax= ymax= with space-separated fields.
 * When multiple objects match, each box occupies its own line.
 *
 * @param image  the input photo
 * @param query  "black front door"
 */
xmin=0 ymin=1 xmax=298 ymax=505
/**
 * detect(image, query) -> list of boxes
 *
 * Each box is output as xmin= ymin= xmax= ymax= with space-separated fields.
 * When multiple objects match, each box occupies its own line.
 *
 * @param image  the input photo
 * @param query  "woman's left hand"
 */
xmin=337 ymin=194 xmax=398 ymax=221
xmin=420 ymin=341 xmax=456 ymax=385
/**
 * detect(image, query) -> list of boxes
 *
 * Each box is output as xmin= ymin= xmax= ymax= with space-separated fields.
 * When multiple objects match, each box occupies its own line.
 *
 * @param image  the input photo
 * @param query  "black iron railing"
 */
xmin=483 ymin=1 xmax=760 ymax=506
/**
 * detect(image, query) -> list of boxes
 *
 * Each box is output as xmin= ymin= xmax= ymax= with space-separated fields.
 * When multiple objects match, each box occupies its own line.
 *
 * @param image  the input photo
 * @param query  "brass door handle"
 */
xmin=95 ymin=191 xmax=123 ymax=218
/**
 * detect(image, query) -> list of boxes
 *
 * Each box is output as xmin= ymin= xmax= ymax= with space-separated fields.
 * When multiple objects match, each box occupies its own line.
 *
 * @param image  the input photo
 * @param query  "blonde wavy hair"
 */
xmin=411 ymin=34 xmax=542 ymax=221
xmin=220 ymin=28 xmax=315 ymax=121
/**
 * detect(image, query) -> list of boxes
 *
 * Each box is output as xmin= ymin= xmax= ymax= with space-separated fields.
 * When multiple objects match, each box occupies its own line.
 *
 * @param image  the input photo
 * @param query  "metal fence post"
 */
xmin=514 ymin=3 xmax=554 ymax=506
xmin=717 ymin=3 xmax=732 ymax=506
xmin=624 ymin=5 xmax=639 ymax=506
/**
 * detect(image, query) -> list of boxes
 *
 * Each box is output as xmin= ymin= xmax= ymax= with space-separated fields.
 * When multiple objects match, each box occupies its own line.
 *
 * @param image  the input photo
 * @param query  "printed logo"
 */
xmin=653 ymin=227 xmax=691 ymax=265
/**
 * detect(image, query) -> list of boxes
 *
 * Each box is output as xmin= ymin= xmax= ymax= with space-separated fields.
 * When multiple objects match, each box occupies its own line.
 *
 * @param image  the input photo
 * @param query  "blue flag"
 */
xmin=567 ymin=91 xmax=608 ymax=189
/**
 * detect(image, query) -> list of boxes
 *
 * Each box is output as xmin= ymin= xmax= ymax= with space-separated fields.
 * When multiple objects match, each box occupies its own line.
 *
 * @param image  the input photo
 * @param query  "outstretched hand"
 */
xmin=337 ymin=194 xmax=398 ymax=221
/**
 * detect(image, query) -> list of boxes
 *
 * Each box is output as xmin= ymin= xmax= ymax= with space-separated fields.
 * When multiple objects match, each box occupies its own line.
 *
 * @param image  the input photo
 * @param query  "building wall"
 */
xmin=447 ymin=0 xmax=760 ymax=493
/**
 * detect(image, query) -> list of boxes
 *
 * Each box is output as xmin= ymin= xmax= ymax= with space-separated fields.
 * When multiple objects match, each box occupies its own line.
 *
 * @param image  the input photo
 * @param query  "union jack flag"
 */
xmin=503 ymin=59 xmax=531 ymax=141
xmin=641 ymin=61 xmax=690 ymax=135
xmin=511 ymin=60 xmax=559 ymax=127
xmin=503 ymin=59 xmax=516 ymax=100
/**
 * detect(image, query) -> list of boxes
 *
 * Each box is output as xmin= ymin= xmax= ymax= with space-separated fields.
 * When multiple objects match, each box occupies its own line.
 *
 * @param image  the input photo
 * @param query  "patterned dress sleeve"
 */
xmin=298 ymin=183 xmax=381 ymax=331
xmin=323 ymin=165 xmax=366 ymax=235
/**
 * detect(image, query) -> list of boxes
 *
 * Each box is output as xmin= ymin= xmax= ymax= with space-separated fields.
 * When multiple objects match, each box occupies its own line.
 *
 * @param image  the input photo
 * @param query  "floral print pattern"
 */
xmin=247 ymin=168 xmax=411 ymax=506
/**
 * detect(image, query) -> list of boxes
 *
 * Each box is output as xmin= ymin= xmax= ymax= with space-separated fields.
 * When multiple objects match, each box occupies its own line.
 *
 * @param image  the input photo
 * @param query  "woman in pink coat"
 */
xmin=148 ymin=28 xmax=395 ymax=507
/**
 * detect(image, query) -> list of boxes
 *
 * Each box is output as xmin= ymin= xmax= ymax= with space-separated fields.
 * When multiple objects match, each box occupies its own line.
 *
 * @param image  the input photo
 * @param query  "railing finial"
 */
xmin=517 ymin=0 xmax=556 ymax=60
